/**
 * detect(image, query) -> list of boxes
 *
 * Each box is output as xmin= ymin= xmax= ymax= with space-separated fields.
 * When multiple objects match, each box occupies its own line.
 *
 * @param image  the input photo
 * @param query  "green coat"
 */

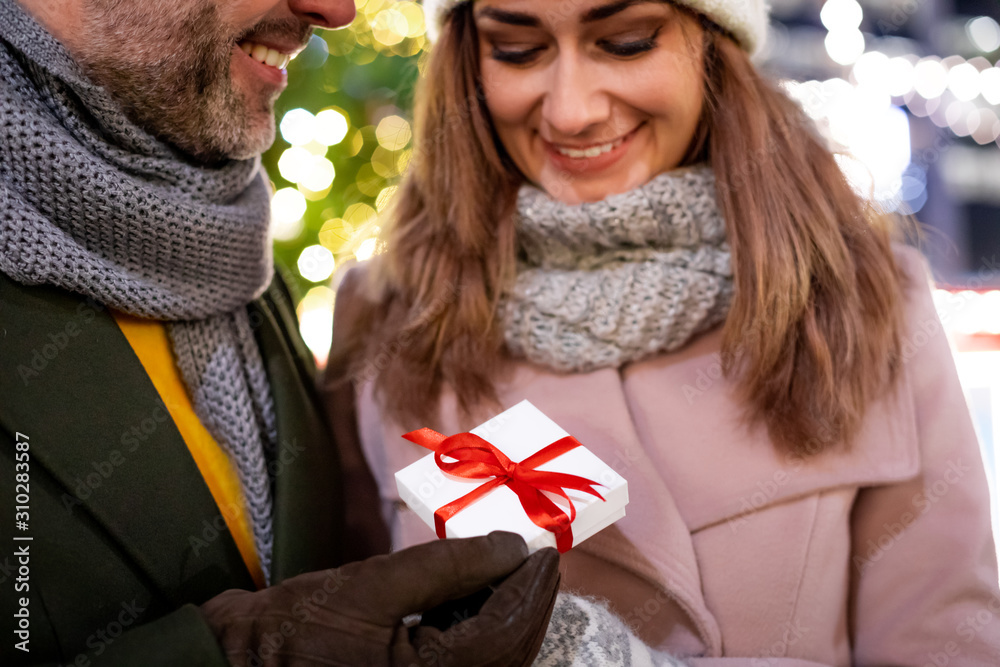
xmin=0 ymin=270 xmax=345 ymax=666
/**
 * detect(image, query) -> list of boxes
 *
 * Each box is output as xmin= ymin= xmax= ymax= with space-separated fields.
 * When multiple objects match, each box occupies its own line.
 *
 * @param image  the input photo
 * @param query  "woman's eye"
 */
xmin=491 ymin=45 xmax=545 ymax=65
xmin=598 ymin=29 xmax=662 ymax=57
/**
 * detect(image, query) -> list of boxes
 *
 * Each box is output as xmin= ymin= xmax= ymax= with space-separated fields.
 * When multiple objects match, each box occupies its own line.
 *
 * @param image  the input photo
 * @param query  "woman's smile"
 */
xmin=542 ymin=124 xmax=643 ymax=174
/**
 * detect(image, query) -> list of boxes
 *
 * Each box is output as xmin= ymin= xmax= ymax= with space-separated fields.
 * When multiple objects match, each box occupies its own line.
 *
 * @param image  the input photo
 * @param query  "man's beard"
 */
xmin=75 ymin=1 xmax=308 ymax=163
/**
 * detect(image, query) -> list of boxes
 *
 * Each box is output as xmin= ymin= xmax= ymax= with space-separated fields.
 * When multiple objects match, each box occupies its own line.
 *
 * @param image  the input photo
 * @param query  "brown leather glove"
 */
xmin=200 ymin=532 xmax=560 ymax=667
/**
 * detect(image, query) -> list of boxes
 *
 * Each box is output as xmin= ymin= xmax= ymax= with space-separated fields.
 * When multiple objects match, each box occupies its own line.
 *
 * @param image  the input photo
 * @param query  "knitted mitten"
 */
xmin=534 ymin=594 xmax=689 ymax=667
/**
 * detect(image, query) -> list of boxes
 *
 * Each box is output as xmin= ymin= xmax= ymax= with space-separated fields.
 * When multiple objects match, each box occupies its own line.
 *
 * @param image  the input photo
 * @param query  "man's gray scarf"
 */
xmin=505 ymin=166 xmax=733 ymax=372
xmin=0 ymin=0 xmax=276 ymax=581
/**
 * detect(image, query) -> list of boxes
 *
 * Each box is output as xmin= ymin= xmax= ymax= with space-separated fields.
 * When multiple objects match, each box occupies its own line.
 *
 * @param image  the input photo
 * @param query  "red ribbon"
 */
xmin=402 ymin=427 xmax=605 ymax=553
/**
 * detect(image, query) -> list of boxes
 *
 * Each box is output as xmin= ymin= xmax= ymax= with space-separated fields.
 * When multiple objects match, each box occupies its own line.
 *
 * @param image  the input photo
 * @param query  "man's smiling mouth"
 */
xmin=238 ymin=41 xmax=293 ymax=70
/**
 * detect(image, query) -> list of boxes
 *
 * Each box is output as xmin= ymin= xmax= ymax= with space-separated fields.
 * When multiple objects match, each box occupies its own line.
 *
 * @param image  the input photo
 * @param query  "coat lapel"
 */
xmin=252 ymin=275 xmax=344 ymax=583
xmin=622 ymin=325 xmax=921 ymax=534
xmin=0 ymin=273 xmax=255 ymax=603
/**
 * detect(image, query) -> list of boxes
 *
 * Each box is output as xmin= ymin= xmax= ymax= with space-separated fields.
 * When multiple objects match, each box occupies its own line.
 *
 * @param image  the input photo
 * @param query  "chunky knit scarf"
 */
xmin=504 ymin=166 xmax=734 ymax=372
xmin=0 ymin=0 xmax=277 ymax=581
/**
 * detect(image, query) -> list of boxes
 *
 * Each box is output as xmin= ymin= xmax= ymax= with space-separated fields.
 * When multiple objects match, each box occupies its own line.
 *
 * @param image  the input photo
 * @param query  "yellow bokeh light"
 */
xmin=355 ymin=163 xmax=384 ymax=196
xmin=376 ymin=115 xmax=412 ymax=151
xmin=397 ymin=2 xmax=426 ymax=38
xmin=391 ymin=35 xmax=425 ymax=58
xmin=344 ymin=203 xmax=378 ymax=227
xmin=303 ymin=140 xmax=329 ymax=157
xmin=396 ymin=148 xmax=412 ymax=174
xmin=371 ymin=8 xmax=408 ymax=46
xmin=371 ymin=146 xmax=400 ymax=178
xmin=376 ymin=185 xmax=399 ymax=212
xmin=296 ymin=285 xmax=336 ymax=367
xmin=345 ymin=129 xmax=365 ymax=157
xmin=319 ymin=218 xmax=356 ymax=252
xmin=359 ymin=0 xmax=393 ymax=22
xmin=299 ymin=183 xmax=333 ymax=201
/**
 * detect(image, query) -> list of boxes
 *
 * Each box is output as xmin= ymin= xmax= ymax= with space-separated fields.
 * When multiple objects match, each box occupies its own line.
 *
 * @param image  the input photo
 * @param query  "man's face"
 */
xmin=73 ymin=0 xmax=355 ymax=163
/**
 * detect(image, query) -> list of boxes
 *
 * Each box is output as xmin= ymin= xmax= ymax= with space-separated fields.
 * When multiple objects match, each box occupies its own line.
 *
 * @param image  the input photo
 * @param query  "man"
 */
xmin=0 ymin=0 xmax=560 ymax=664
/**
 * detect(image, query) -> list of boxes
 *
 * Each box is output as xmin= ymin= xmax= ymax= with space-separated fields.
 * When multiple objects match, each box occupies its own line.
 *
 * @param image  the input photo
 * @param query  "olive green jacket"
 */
xmin=0 ymin=270 xmax=345 ymax=666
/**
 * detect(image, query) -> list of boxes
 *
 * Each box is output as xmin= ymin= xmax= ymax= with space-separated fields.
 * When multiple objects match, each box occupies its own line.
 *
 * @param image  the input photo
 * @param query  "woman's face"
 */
xmin=475 ymin=0 xmax=706 ymax=204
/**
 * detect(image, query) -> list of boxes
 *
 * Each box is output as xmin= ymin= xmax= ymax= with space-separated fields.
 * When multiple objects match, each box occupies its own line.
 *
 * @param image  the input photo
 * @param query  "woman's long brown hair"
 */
xmin=332 ymin=3 xmax=909 ymax=457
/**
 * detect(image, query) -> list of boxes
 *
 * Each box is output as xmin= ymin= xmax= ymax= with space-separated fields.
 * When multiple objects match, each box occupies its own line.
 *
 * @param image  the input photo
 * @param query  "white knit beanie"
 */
xmin=422 ymin=0 xmax=770 ymax=55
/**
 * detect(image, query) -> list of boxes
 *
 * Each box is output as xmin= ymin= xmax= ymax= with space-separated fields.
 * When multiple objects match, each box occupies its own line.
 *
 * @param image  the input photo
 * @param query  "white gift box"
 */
xmin=394 ymin=400 xmax=629 ymax=553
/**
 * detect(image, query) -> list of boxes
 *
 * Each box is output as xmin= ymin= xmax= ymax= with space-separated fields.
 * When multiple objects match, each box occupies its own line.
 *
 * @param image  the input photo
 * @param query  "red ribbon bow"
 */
xmin=402 ymin=428 xmax=605 ymax=553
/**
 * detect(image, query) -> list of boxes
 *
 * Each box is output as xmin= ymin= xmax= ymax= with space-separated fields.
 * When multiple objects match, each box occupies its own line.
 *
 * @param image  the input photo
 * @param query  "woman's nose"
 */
xmin=287 ymin=0 xmax=356 ymax=30
xmin=540 ymin=55 xmax=612 ymax=139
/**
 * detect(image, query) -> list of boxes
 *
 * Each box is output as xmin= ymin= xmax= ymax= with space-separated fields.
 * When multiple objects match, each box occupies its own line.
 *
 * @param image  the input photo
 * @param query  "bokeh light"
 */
xmin=297 ymin=245 xmax=337 ymax=283
xmin=825 ymin=29 xmax=865 ymax=66
xmin=376 ymin=115 xmax=413 ymax=151
xmin=914 ymin=59 xmax=948 ymax=100
xmin=355 ymin=238 xmax=379 ymax=262
xmin=271 ymin=188 xmax=307 ymax=241
xmin=967 ymin=16 xmax=1000 ymax=54
xmin=296 ymin=286 xmax=336 ymax=366
xmin=820 ymin=0 xmax=863 ymax=32
xmin=279 ymin=108 xmax=317 ymax=146
xmin=314 ymin=109 xmax=350 ymax=146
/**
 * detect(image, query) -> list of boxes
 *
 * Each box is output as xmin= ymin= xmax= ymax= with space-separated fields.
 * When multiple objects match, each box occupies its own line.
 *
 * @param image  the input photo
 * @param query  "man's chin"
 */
xmin=171 ymin=115 xmax=275 ymax=165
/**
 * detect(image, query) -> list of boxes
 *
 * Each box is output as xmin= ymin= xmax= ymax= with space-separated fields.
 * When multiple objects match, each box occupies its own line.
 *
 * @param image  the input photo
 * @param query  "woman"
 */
xmin=325 ymin=0 xmax=1000 ymax=662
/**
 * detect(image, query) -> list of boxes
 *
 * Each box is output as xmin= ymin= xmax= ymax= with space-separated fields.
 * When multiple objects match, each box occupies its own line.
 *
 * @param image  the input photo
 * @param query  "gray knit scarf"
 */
xmin=505 ymin=165 xmax=733 ymax=372
xmin=0 ymin=0 xmax=277 ymax=581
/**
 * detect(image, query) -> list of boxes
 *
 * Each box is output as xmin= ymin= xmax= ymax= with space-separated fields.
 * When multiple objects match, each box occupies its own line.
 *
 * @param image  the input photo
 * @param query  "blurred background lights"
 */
xmin=355 ymin=237 xmax=378 ymax=262
xmin=884 ymin=57 xmax=916 ymax=98
xmin=820 ymin=0 xmax=863 ymax=31
xmin=948 ymin=62 xmax=981 ymax=102
xmin=296 ymin=286 xmax=336 ymax=366
xmin=784 ymin=77 xmax=910 ymax=211
xmin=343 ymin=202 xmax=378 ymax=228
xmin=967 ymin=16 xmax=1000 ymax=54
xmin=297 ymin=244 xmax=337 ymax=283
xmin=371 ymin=7 xmax=410 ymax=46
xmin=376 ymin=115 xmax=413 ymax=151
xmin=314 ymin=109 xmax=350 ymax=146
xmin=396 ymin=1 xmax=427 ymax=38
xmin=294 ymin=34 xmax=330 ymax=70
xmin=851 ymin=51 xmax=889 ymax=90
xmin=280 ymin=108 xmax=317 ymax=146
xmin=981 ymin=68 xmax=1000 ymax=105
xmin=914 ymin=59 xmax=948 ymax=99
xmin=937 ymin=290 xmax=1000 ymax=336
xmin=277 ymin=146 xmax=314 ymax=184
xmin=270 ymin=188 xmax=307 ymax=241
xmin=825 ymin=29 xmax=866 ymax=66
xmin=300 ymin=156 xmax=337 ymax=192
xmin=970 ymin=109 xmax=1000 ymax=146
xmin=319 ymin=218 xmax=354 ymax=253
xmin=376 ymin=184 xmax=398 ymax=212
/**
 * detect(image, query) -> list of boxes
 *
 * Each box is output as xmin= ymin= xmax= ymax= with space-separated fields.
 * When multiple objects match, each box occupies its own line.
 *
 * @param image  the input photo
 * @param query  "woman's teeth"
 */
xmin=555 ymin=136 xmax=626 ymax=159
xmin=239 ymin=42 xmax=291 ymax=70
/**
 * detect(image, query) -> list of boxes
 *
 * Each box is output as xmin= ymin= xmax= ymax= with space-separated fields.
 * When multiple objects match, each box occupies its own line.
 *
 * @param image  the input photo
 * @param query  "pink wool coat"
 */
xmin=347 ymin=245 xmax=1000 ymax=665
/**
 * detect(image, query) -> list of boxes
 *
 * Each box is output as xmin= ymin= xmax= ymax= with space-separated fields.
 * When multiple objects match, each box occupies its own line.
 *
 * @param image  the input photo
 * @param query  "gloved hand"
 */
xmin=200 ymin=531 xmax=560 ymax=667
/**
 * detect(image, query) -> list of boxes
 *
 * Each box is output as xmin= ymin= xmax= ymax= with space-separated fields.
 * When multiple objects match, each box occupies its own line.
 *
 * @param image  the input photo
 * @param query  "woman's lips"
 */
xmin=543 ymin=126 xmax=642 ymax=175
